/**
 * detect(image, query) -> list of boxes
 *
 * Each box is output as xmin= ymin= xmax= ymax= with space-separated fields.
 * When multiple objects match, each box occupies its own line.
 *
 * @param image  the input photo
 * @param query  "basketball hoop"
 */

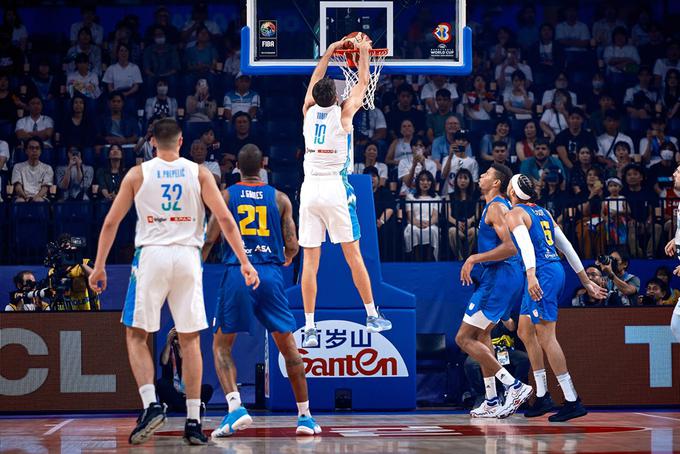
xmin=331 ymin=48 xmax=388 ymax=110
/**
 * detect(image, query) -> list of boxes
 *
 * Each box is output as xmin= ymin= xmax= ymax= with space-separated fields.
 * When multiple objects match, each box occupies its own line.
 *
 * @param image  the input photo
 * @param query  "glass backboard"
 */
xmin=241 ymin=0 xmax=471 ymax=75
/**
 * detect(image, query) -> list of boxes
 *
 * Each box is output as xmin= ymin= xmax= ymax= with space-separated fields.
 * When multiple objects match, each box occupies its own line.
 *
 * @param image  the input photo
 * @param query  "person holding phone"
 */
xmin=56 ymin=146 xmax=94 ymax=200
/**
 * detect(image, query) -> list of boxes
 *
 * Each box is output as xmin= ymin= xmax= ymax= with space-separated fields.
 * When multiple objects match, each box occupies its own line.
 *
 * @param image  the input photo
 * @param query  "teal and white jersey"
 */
xmin=302 ymin=104 xmax=353 ymax=177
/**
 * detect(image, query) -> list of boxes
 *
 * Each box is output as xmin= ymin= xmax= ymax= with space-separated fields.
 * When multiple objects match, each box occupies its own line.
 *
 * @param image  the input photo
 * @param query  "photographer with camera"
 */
xmin=595 ymin=249 xmax=640 ymax=306
xmin=6 ymin=271 xmax=50 ymax=311
xmin=45 ymin=233 xmax=100 ymax=310
xmin=638 ymin=278 xmax=676 ymax=306
xmin=571 ymin=265 xmax=622 ymax=306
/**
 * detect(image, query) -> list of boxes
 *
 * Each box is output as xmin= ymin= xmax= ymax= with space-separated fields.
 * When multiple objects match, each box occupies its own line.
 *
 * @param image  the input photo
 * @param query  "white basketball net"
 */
xmin=331 ymin=49 xmax=388 ymax=110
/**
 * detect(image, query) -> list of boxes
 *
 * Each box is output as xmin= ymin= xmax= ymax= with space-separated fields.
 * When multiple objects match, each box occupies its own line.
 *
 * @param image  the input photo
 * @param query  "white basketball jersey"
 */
xmin=302 ymin=104 xmax=353 ymax=177
xmin=134 ymin=157 xmax=205 ymax=248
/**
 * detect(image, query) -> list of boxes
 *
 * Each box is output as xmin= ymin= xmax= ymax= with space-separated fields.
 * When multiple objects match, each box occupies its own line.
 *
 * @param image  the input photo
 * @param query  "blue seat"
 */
xmin=11 ymin=203 xmax=51 ymax=264
xmin=264 ymin=96 xmax=298 ymax=118
xmin=53 ymin=201 xmax=93 ymax=252
xmin=270 ymin=167 xmax=300 ymax=192
xmin=268 ymin=142 xmax=298 ymax=166
xmin=265 ymin=120 xmax=300 ymax=141
xmin=94 ymin=201 xmax=137 ymax=263
xmin=0 ymin=202 xmax=8 ymax=263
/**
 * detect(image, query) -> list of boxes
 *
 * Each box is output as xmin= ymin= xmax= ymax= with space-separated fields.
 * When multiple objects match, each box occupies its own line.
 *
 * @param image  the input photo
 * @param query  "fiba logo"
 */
xmin=259 ymin=21 xmax=277 ymax=38
xmin=433 ymin=22 xmax=452 ymax=44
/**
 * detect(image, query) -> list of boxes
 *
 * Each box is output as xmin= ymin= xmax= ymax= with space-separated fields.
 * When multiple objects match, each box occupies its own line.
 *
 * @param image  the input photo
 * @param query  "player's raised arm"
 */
xmin=276 ymin=190 xmax=299 ymax=266
xmin=201 ymin=189 xmax=230 ymax=262
xmin=89 ymin=167 xmax=140 ymax=292
xmin=198 ymin=166 xmax=259 ymax=289
xmin=460 ymin=203 xmax=517 ymax=285
xmin=303 ymin=39 xmax=346 ymax=116
xmin=340 ymin=40 xmax=371 ymax=131
xmin=548 ymin=211 xmax=608 ymax=300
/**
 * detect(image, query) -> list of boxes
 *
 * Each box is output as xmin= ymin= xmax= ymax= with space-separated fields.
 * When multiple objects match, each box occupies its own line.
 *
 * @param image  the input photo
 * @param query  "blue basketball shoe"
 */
xmin=366 ymin=308 xmax=392 ymax=333
xmin=296 ymin=415 xmax=322 ymax=435
xmin=211 ymin=406 xmax=253 ymax=438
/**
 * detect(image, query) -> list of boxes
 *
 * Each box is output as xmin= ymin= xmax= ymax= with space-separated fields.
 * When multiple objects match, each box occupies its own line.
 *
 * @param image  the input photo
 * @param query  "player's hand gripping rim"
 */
xmin=241 ymin=263 xmax=260 ymax=289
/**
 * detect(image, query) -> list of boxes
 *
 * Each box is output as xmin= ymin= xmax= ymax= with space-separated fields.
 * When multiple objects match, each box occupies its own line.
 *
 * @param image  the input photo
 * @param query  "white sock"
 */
xmin=534 ymin=369 xmax=548 ymax=398
xmin=186 ymin=398 xmax=201 ymax=421
xmin=556 ymin=372 xmax=578 ymax=402
xmin=297 ymin=400 xmax=311 ymax=417
xmin=226 ymin=391 xmax=241 ymax=412
xmin=495 ymin=367 xmax=516 ymax=387
xmin=484 ymin=377 xmax=497 ymax=400
xmin=304 ymin=313 xmax=315 ymax=330
xmin=365 ymin=302 xmax=378 ymax=317
xmin=139 ymin=384 xmax=156 ymax=409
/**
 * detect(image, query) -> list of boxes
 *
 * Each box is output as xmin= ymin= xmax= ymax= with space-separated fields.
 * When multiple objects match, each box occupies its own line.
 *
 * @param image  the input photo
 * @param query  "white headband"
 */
xmin=510 ymin=174 xmax=531 ymax=201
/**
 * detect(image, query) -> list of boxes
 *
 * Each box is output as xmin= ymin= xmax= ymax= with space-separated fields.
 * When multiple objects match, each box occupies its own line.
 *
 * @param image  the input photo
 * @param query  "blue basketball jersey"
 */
xmin=477 ymin=196 xmax=519 ymax=266
xmin=517 ymin=203 xmax=560 ymax=267
xmin=222 ymin=182 xmax=285 ymax=266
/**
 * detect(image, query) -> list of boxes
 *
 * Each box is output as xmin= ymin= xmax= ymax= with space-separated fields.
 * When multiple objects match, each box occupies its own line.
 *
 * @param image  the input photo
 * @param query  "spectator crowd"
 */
xmin=1 ymin=2 xmax=680 ymax=303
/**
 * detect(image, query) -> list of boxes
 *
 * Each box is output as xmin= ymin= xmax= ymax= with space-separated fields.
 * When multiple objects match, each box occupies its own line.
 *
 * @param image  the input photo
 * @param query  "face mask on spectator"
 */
xmin=155 ymin=37 xmax=166 ymax=45
xmin=661 ymin=149 xmax=674 ymax=161
xmin=157 ymin=86 xmax=168 ymax=96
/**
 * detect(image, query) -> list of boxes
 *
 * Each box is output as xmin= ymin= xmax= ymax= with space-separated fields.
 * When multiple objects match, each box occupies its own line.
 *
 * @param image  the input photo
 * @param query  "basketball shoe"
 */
xmin=212 ymin=406 xmax=253 ymax=437
xmin=184 ymin=419 xmax=208 ymax=445
xmin=524 ymin=393 xmax=556 ymax=418
xmin=497 ymin=380 xmax=533 ymax=418
xmin=302 ymin=327 xmax=319 ymax=348
xmin=366 ymin=308 xmax=392 ymax=332
xmin=129 ymin=402 xmax=166 ymax=445
xmin=296 ymin=415 xmax=322 ymax=435
xmin=470 ymin=397 xmax=503 ymax=418
xmin=548 ymin=398 xmax=588 ymax=422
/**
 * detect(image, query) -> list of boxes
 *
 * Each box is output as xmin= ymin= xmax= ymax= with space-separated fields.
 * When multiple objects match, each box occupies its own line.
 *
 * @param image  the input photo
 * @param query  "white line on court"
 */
xmin=634 ymin=413 xmax=680 ymax=422
xmin=43 ymin=419 xmax=74 ymax=436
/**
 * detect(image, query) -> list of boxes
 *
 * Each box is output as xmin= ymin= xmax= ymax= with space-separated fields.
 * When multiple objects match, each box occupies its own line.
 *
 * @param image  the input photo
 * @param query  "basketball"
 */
xmin=342 ymin=31 xmax=372 ymax=49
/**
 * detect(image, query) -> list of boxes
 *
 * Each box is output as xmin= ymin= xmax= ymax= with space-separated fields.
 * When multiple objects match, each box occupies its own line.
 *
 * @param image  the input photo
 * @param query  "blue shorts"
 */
xmin=213 ymin=264 xmax=296 ymax=335
xmin=520 ymin=261 xmax=565 ymax=324
xmin=465 ymin=261 xmax=524 ymax=325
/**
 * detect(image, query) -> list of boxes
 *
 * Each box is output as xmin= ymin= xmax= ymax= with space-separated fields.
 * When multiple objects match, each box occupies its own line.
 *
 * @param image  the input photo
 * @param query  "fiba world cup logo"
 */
xmin=433 ymin=22 xmax=452 ymax=44
xmin=259 ymin=21 xmax=277 ymax=38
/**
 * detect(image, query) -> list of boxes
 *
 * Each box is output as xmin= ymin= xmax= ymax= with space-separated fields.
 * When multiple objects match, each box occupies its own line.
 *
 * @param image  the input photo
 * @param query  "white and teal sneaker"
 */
xmin=302 ymin=327 xmax=319 ymax=348
xmin=296 ymin=415 xmax=322 ymax=435
xmin=470 ymin=397 xmax=503 ymax=418
xmin=211 ymin=406 xmax=253 ymax=438
xmin=366 ymin=308 xmax=392 ymax=333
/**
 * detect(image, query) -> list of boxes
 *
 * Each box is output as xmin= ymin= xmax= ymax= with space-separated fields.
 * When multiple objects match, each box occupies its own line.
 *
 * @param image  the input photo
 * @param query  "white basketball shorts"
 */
xmin=298 ymin=175 xmax=361 ymax=248
xmin=121 ymin=245 xmax=207 ymax=333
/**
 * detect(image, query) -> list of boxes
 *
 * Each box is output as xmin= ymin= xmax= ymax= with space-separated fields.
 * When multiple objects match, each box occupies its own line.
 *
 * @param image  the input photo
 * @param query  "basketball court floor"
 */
xmin=2 ymin=410 xmax=678 ymax=452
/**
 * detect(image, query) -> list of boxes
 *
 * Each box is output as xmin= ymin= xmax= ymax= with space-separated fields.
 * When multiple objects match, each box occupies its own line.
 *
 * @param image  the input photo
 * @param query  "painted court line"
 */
xmin=634 ymin=413 xmax=680 ymax=422
xmin=43 ymin=419 xmax=74 ymax=436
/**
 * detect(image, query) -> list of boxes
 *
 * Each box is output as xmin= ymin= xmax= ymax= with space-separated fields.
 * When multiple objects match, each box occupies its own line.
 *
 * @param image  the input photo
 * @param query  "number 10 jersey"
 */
xmin=302 ymin=104 xmax=353 ymax=177
xmin=134 ymin=157 xmax=205 ymax=248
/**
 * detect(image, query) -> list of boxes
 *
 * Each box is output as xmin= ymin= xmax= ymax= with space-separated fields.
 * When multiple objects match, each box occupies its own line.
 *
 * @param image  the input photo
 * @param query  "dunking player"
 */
xmin=203 ymin=145 xmax=321 ymax=437
xmin=506 ymin=174 xmax=606 ymax=421
xmin=300 ymin=35 xmax=391 ymax=348
xmin=456 ymin=164 xmax=532 ymax=419
xmin=664 ymin=164 xmax=680 ymax=342
xmin=89 ymin=119 xmax=259 ymax=445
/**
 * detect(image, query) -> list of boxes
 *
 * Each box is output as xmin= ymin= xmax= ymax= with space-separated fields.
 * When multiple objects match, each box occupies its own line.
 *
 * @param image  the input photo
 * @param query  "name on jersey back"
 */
xmin=240 ymin=189 xmax=264 ymax=200
xmin=156 ymin=168 xmax=186 ymax=179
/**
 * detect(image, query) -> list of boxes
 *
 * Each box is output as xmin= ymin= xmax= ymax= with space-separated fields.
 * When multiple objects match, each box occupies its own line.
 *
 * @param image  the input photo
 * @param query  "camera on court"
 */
xmin=9 ymin=278 xmax=51 ymax=310
xmin=45 ymin=235 xmax=87 ymax=271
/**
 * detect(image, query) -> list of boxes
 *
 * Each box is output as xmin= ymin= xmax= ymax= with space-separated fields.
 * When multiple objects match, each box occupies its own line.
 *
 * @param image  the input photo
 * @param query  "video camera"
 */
xmin=42 ymin=234 xmax=89 ymax=310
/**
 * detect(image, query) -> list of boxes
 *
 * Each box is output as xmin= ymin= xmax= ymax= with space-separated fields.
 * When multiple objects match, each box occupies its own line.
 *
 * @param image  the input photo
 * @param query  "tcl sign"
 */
xmin=278 ymin=320 xmax=408 ymax=379
xmin=0 ymin=313 xmax=142 ymax=411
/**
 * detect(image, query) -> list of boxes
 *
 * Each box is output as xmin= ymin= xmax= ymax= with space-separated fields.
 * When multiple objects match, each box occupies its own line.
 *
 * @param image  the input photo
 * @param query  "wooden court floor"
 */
xmin=1 ymin=410 xmax=679 ymax=453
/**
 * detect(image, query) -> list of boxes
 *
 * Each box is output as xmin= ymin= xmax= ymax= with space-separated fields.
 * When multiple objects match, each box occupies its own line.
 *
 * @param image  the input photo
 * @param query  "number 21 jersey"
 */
xmin=134 ymin=157 xmax=205 ymax=248
xmin=224 ymin=182 xmax=284 ymax=265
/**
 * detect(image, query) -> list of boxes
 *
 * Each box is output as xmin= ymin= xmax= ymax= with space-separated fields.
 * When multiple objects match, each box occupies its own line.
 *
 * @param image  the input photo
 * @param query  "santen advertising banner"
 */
xmin=0 ymin=312 xmax=144 ymax=412
xmin=553 ymin=307 xmax=679 ymax=406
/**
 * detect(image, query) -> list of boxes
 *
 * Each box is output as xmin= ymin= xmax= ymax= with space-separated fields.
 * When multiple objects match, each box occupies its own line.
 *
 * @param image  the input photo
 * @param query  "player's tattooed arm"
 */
xmin=276 ymin=190 xmax=299 ymax=266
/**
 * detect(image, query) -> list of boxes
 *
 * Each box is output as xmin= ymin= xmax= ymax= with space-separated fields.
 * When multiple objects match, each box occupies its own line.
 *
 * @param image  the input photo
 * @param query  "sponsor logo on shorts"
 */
xmin=433 ymin=23 xmax=452 ymax=44
xmin=279 ymin=320 xmax=408 ymax=378
xmin=533 ymin=309 xmax=539 ymax=317
xmin=469 ymin=303 xmax=475 ymax=311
